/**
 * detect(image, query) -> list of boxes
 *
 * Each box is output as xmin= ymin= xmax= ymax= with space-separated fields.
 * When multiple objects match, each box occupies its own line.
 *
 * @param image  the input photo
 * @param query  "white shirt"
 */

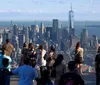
xmin=37 ymin=49 xmax=46 ymax=66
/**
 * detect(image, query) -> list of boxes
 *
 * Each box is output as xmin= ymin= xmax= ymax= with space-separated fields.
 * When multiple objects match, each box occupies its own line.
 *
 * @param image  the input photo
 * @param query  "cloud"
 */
xmin=0 ymin=10 xmax=9 ymax=13
xmin=0 ymin=9 xmax=44 ymax=13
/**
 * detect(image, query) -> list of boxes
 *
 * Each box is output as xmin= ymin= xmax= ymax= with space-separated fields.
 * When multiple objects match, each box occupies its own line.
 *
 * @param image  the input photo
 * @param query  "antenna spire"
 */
xmin=71 ymin=3 xmax=72 ymax=10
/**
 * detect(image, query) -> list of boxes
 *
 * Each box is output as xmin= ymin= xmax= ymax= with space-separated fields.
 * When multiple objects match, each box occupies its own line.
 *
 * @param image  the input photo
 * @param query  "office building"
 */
xmin=52 ymin=19 xmax=59 ymax=42
xmin=80 ymin=29 xmax=88 ymax=49
xmin=69 ymin=4 xmax=74 ymax=36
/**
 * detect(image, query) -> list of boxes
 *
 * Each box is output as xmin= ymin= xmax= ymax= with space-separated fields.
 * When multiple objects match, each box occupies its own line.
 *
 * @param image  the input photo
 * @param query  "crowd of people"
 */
xmin=0 ymin=39 xmax=100 ymax=85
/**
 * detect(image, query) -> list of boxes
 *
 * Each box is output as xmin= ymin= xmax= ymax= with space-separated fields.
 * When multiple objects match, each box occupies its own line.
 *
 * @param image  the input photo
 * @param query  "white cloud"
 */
xmin=0 ymin=10 xmax=9 ymax=13
xmin=0 ymin=9 xmax=44 ymax=13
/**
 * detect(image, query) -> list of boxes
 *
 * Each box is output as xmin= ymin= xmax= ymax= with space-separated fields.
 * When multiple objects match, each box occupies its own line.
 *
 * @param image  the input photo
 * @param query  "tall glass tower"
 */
xmin=69 ymin=4 xmax=74 ymax=36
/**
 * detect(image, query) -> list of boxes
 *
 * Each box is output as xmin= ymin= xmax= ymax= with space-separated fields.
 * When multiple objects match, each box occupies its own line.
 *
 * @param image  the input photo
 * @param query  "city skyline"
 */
xmin=0 ymin=0 xmax=100 ymax=21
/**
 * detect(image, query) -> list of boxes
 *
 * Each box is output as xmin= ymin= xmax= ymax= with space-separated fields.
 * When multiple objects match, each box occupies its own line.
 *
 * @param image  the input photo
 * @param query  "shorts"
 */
xmin=74 ymin=57 xmax=83 ymax=64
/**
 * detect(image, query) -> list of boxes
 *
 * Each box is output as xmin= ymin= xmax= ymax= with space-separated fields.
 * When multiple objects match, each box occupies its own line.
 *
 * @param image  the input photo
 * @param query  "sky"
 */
xmin=0 ymin=0 xmax=100 ymax=21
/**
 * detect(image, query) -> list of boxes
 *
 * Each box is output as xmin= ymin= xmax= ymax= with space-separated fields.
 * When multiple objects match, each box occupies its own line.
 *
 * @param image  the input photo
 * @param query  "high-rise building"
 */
xmin=40 ymin=23 xmax=45 ymax=38
xmin=13 ymin=24 xmax=19 ymax=36
xmin=90 ymin=35 xmax=98 ymax=49
xmin=45 ymin=27 xmax=52 ymax=40
xmin=80 ymin=29 xmax=88 ymax=49
xmin=31 ymin=25 xmax=38 ymax=43
xmin=24 ymin=27 xmax=29 ymax=43
xmin=69 ymin=4 xmax=74 ymax=36
xmin=2 ymin=29 xmax=8 ymax=44
xmin=52 ymin=19 xmax=59 ymax=42
xmin=18 ymin=34 xmax=25 ymax=48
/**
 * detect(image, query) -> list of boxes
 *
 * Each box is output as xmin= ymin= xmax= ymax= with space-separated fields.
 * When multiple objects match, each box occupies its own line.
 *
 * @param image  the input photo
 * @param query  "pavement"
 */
xmin=10 ymin=72 xmax=96 ymax=85
xmin=82 ymin=72 xmax=96 ymax=85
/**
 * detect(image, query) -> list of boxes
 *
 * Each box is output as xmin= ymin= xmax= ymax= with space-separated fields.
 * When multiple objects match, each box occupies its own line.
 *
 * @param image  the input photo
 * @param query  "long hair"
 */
xmin=75 ymin=42 xmax=80 ymax=53
xmin=98 ymin=46 xmax=100 ymax=53
xmin=53 ymin=54 xmax=64 ymax=67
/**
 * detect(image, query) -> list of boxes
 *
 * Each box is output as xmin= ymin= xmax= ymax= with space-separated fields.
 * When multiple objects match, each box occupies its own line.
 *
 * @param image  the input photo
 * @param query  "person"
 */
xmin=52 ymin=54 xmax=67 ymax=85
xmin=21 ymin=42 xmax=28 ymax=55
xmin=20 ymin=42 xmax=29 ymax=66
xmin=37 ymin=70 xmax=54 ymax=85
xmin=95 ymin=46 xmax=100 ymax=85
xmin=0 ymin=58 xmax=10 ymax=85
xmin=74 ymin=42 xmax=84 ymax=75
xmin=2 ymin=39 xmax=14 ymax=57
xmin=59 ymin=61 xmax=84 ymax=85
xmin=0 ymin=50 xmax=3 ymax=69
xmin=28 ymin=43 xmax=37 ymax=59
xmin=12 ymin=57 xmax=38 ymax=85
xmin=38 ymin=45 xmax=47 ymax=77
xmin=49 ymin=46 xmax=55 ymax=59
xmin=3 ymin=50 xmax=12 ymax=71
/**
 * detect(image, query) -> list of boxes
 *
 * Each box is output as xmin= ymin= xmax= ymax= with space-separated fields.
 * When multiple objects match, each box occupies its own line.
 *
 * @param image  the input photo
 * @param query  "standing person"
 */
xmin=49 ymin=46 xmax=55 ymax=59
xmin=47 ymin=46 xmax=55 ymax=70
xmin=3 ymin=50 xmax=12 ymax=71
xmin=74 ymin=42 xmax=84 ymax=75
xmin=0 ymin=58 xmax=10 ymax=85
xmin=38 ymin=45 xmax=47 ymax=77
xmin=20 ymin=42 xmax=28 ymax=66
xmin=95 ymin=46 xmax=100 ymax=85
xmin=59 ymin=61 xmax=84 ymax=85
xmin=2 ymin=39 xmax=14 ymax=57
xmin=12 ymin=57 xmax=38 ymax=85
xmin=21 ymin=42 xmax=28 ymax=55
xmin=52 ymin=54 xmax=67 ymax=85
xmin=37 ymin=70 xmax=54 ymax=85
xmin=28 ymin=43 xmax=37 ymax=59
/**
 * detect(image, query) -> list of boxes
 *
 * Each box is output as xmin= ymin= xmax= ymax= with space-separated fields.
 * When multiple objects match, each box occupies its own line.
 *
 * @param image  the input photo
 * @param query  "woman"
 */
xmin=74 ymin=42 xmax=84 ymax=75
xmin=21 ymin=42 xmax=28 ymax=55
xmin=47 ymin=46 xmax=55 ymax=70
xmin=28 ymin=43 xmax=37 ymax=59
xmin=20 ymin=42 xmax=28 ymax=66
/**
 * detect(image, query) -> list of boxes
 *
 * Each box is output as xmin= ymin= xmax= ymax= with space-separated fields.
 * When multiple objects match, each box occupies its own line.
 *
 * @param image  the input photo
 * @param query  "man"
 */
xmin=95 ymin=46 xmax=100 ymax=85
xmin=2 ymin=39 xmax=14 ymax=57
xmin=59 ymin=61 xmax=84 ymax=85
xmin=12 ymin=57 xmax=38 ymax=85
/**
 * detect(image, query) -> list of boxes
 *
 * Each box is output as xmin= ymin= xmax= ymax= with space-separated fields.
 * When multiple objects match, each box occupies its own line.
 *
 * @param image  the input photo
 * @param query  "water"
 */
xmin=0 ymin=21 xmax=100 ymax=38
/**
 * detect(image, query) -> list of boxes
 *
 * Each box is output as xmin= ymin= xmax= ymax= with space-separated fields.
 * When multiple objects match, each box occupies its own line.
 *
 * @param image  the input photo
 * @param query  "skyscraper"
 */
xmin=80 ymin=29 xmax=88 ymax=49
xmin=69 ymin=4 xmax=74 ymax=36
xmin=24 ymin=27 xmax=29 ymax=43
xmin=31 ymin=25 xmax=37 ymax=43
xmin=52 ymin=19 xmax=59 ymax=42
xmin=13 ymin=24 xmax=19 ymax=36
xmin=39 ymin=23 xmax=45 ymax=39
xmin=2 ymin=29 xmax=8 ymax=44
